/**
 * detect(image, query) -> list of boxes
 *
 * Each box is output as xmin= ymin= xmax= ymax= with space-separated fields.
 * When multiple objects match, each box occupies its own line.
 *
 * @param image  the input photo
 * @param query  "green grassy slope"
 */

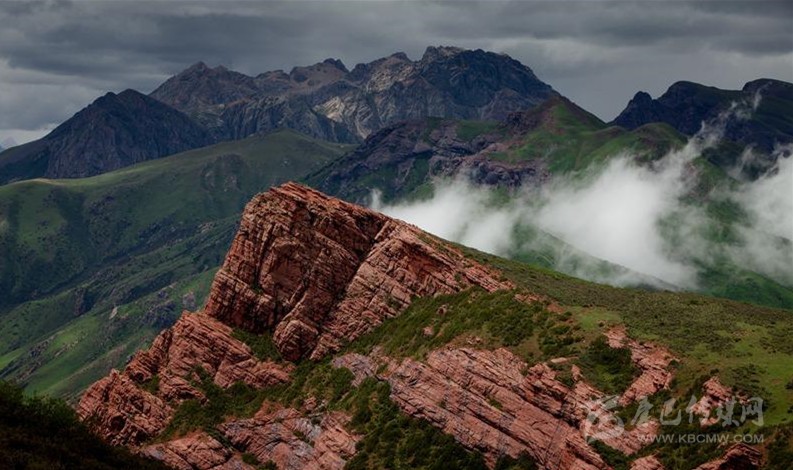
xmin=0 ymin=130 xmax=351 ymax=399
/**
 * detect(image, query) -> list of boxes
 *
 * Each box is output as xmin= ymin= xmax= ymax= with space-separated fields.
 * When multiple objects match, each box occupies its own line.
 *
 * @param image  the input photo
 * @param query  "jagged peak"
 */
xmin=630 ymin=90 xmax=653 ymax=103
xmin=322 ymin=57 xmax=348 ymax=72
xmin=185 ymin=61 xmax=209 ymax=72
xmin=421 ymin=45 xmax=466 ymax=62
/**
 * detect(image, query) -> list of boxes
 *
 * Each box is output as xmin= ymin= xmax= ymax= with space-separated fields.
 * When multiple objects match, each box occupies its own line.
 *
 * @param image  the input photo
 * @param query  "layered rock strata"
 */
xmin=204 ymin=182 xmax=512 ymax=361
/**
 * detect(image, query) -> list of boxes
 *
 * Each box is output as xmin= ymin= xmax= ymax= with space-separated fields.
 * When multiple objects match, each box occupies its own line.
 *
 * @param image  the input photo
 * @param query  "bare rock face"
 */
xmin=151 ymin=47 xmax=557 ymax=144
xmin=140 ymin=432 xmax=253 ymax=470
xmin=204 ymin=182 xmax=511 ymax=361
xmin=78 ymin=312 xmax=292 ymax=445
xmin=219 ymin=403 xmax=360 ymax=470
xmin=378 ymin=347 xmax=657 ymax=469
xmin=630 ymin=455 xmax=665 ymax=470
xmin=125 ymin=312 xmax=292 ymax=400
xmin=331 ymin=353 xmax=376 ymax=386
xmin=76 ymin=370 xmax=172 ymax=446
xmin=606 ymin=326 xmax=676 ymax=405
xmin=693 ymin=443 xmax=763 ymax=469
xmin=689 ymin=376 xmax=738 ymax=426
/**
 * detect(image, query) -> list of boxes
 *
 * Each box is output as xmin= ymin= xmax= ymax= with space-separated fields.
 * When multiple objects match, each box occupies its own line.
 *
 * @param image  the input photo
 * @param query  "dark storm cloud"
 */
xmin=0 ymin=0 xmax=791 ymax=142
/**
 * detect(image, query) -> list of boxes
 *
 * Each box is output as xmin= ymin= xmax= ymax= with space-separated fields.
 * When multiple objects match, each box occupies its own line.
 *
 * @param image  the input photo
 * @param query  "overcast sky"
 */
xmin=0 ymin=0 xmax=791 ymax=145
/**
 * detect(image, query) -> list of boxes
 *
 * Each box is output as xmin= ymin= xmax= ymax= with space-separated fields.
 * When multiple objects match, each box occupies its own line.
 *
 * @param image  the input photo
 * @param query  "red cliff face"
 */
xmin=77 ymin=183 xmax=762 ymax=470
xmin=203 ymin=182 xmax=511 ymax=361
xmin=78 ymin=312 xmax=293 ymax=445
xmin=78 ymin=183 xmax=512 ymax=460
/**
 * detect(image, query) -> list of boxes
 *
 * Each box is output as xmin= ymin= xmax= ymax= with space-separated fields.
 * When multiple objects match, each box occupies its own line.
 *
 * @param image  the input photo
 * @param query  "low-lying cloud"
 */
xmin=372 ymin=98 xmax=793 ymax=291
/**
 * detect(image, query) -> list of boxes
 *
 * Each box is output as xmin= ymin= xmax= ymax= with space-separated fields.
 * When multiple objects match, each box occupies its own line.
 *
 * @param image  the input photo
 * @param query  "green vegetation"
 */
xmin=350 ymin=289 xmax=575 ymax=363
xmin=487 ymin=100 xmax=683 ymax=172
xmin=455 ymin=119 xmax=501 ymax=141
xmin=0 ymin=129 xmax=350 ymax=398
xmin=0 ymin=380 xmax=167 ymax=469
xmin=232 ymin=329 xmax=282 ymax=362
xmin=577 ymin=336 xmax=639 ymax=395
xmin=345 ymin=379 xmax=490 ymax=470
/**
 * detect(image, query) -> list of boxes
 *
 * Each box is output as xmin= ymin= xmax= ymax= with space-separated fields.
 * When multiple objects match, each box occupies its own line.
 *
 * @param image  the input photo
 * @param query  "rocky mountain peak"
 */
xmin=149 ymin=46 xmax=557 ymax=144
xmin=421 ymin=45 xmax=466 ymax=62
xmin=322 ymin=57 xmax=348 ymax=72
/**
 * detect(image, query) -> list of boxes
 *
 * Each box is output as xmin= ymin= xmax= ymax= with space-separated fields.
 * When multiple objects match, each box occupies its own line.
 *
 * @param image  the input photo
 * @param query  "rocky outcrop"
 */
xmin=78 ymin=312 xmax=292 ymax=444
xmin=204 ymin=182 xmax=512 ymax=361
xmin=0 ymin=89 xmax=213 ymax=183
xmin=331 ymin=353 xmax=376 ymax=386
xmin=693 ymin=443 xmax=763 ymax=469
xmin=605 ymin=326 xmax=676 ymax=405
xmin=124 ymin=312 xmax=292 ymax=400
xmin=76 ymin=370 xmax=172 ymax=446
xmin=630 ymin=455 xmax=665 ymax=470
xmin=689 ymin=377 xmax=737 ymax=426
xmin=219 ymin=403 xmax=360 ymax=470
xmin=151 ymin=46 xmax=557 ymax=144
xmin=377 ymin=347 xmax=657 ymax=469
xmin=140 ymin=432 xmax=253 ymax=470
xmin=79 ymin=183 xmax=510 ymax=461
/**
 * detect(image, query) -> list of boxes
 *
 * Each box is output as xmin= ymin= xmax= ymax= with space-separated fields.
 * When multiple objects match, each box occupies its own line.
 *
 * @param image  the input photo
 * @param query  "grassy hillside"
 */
xmin=0 ymin=130 xmax=351 ymax=399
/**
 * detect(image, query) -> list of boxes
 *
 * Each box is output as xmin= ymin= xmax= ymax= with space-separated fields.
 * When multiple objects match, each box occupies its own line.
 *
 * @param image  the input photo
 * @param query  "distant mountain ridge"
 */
xmin=150 ymin=46 xmax=558 ymax=143
xmin=0 ymin=46 xmax=558 ymax=183
xmin=0 ymin=90 xmax=213 ymax=183
xmin=612 ymin=78 xmax=793 ymax=155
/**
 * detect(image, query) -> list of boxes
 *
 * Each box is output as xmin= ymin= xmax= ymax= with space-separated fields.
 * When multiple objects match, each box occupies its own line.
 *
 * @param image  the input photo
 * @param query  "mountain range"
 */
xmin=0 ymin=45 xmax=791 ymax=469
xmin=2 ymin=47 xmax=790 ymax=185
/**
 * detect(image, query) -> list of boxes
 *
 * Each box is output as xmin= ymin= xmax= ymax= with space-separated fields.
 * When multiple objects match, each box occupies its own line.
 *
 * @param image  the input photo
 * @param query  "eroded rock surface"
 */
xmin=606 ymin=326 xmax=676 ymax=405
xmin=220 ymin=403 xmax=360 ymax=470
xmin=140 ymin=432 xmax=252 ymax=470
xmin=693 ymin=443 xmax=763 ymax=469
xmin=378 ymin=347 xmax=657 ymax=469
xmin=204 ymin=182 xmax=511 ymax=361
xmin=76 ymin=370 xmax=172 ymax=446
xmin=78 ymin=312 xmax=292 ymax=445
xmin=630 ymin=455 xmax=665 ymax=470
xmin=689 ymin=377 xmax=739 ymax=426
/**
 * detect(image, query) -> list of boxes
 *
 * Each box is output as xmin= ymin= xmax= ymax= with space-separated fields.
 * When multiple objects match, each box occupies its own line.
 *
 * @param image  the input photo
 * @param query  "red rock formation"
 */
xmin=630 ymin=455 xmax=665 ymax=470
xmin=605 ymin=326 xmax=676 ymax=405
xmin=219 ymin=403 xmax=360 ymax=470
xmin=689 ymin=377 xmax=739 ymax=426
xmin=125 ymin=312 xmax=292 ymax=400
xmin=331 ymin=353 xmax=376 ymax=386
xmin=76 ymin=370 xmax=172 ymax=446
xmin=204 ymin=182 xmax=511 ymax=360
xmin=377 ymin=347 xmax=657 ymax=469
xmin=78 ymin=312 xmax=292 ymax=445
xmin=140 ymin=432 xmax=253 ymax=470
xmin=693 ymin=443 xmax=763 ymax=469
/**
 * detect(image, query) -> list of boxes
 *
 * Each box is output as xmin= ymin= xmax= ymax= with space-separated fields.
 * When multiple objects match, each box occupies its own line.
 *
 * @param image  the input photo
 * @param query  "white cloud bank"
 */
xmin=372 ymin=100 xmax=793 ymax=290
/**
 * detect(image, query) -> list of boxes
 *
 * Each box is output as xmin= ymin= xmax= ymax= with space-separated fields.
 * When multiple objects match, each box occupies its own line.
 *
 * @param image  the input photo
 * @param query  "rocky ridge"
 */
xmin=151 ymin=46 xmax=557 ymax=143
xmin=0 ymin=89 xmax=213 ymax=183
xmin=78 ymin=184 xmax=763 ymax=469
xmin=203 ymin=182 xmax=512 ymax=361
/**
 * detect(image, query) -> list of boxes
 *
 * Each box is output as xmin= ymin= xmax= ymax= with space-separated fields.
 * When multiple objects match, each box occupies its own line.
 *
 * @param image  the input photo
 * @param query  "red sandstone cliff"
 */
xmin=78 ymin=183 xmax=511 ymax=461
xmin=77 ymin=183 xmax=762 ymax=470
xmin=203 ymin=182 xmax=511 ymax=361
